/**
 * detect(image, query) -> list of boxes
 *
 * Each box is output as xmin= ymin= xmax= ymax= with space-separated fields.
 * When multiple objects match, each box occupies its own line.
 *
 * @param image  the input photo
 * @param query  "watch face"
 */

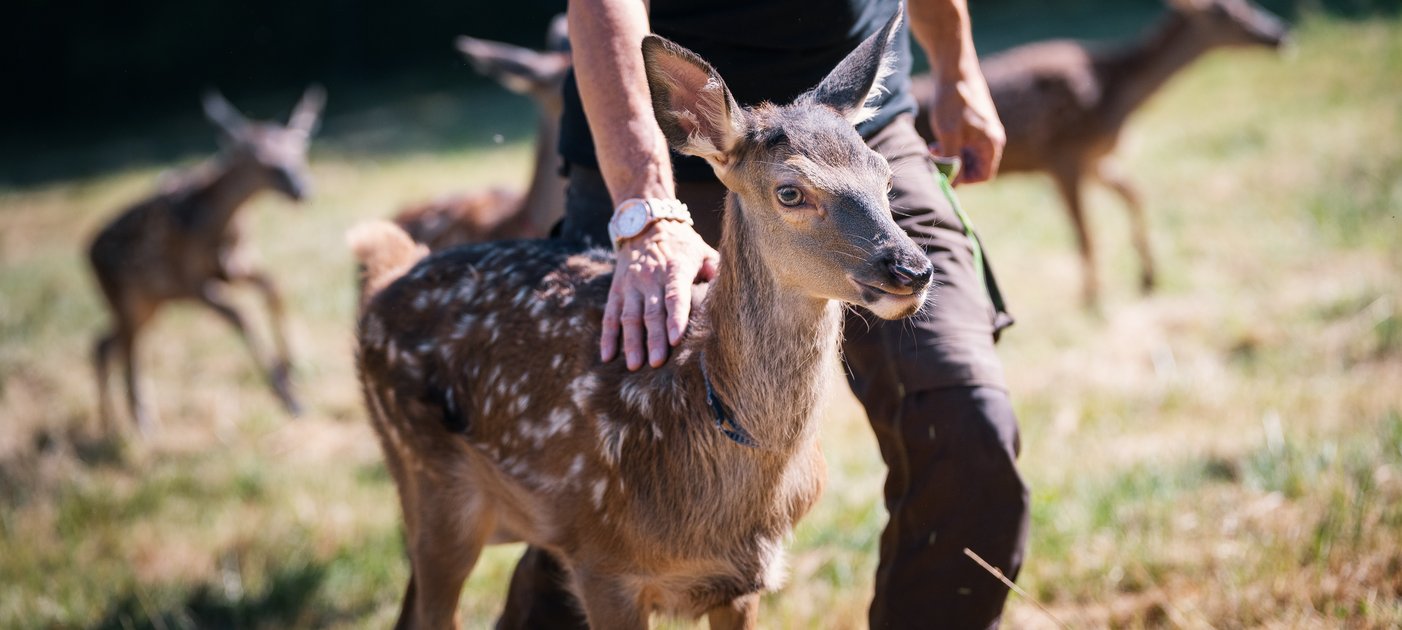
xmin=617 ymin=202 xmax=648 ymax=237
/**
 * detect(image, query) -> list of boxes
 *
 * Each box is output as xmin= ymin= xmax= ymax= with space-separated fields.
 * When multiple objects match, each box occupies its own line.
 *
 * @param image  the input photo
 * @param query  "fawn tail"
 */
xmin=347 ymin=220 xmax=429 ymax=307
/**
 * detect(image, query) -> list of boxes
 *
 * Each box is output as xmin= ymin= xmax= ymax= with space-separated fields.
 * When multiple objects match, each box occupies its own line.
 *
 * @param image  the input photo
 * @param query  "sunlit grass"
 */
xmin=1 ymin=11 xmax=1399 ymax=629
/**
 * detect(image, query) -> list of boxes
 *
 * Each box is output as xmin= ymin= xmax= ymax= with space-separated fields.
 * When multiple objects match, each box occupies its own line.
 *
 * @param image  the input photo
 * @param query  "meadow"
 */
xmin=1 ymin=10 xmax=1399 ymax=629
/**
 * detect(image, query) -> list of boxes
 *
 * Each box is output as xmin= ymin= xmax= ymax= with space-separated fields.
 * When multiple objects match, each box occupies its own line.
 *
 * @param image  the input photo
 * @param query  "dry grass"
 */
xmin=1 ymin=11 xmax=1399 ymax=629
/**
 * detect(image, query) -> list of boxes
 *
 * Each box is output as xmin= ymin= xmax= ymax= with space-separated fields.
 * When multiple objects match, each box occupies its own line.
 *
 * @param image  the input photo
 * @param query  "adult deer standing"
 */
xmin=89 ymin=87 xmax=324 ymax=432
xmin=914 ymin=0 xmax=1288 ymax=308
xmin=352 ymin=10 xmax=930 ymax=629
xmin=393 ymin=16 xmax=571 ymax=250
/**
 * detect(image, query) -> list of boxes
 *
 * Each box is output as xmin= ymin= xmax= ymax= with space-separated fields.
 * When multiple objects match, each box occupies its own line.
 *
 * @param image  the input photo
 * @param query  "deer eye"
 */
xmin=776 ymin=186 xmax=804 ymax=207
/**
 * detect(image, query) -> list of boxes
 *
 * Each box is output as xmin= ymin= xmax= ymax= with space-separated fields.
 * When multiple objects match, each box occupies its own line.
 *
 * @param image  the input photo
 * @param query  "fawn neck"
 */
xmin=518 ymin=109 xmax=565 ymax=234
xmin=186 ymin=155 xmax=269 ymax=232
xmin=1103 ymin=11 xmax=1215 ymax=128
xmin=699 ymin=191 xmax=841 ymax=452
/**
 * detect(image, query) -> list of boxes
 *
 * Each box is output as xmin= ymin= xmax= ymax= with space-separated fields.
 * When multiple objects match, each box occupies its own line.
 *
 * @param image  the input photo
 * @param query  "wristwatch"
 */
xmin=607 ymin=198 xmax=693 ymax=250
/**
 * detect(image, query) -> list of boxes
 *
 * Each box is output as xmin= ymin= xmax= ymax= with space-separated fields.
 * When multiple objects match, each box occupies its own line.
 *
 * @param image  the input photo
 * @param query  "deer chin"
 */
xmin=851 ymin=278 xmax=928 ymax=320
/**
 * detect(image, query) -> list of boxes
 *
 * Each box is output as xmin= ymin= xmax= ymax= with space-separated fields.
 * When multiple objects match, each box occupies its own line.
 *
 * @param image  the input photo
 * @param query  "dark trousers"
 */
xmin=502 ymin=115 xmax=1029 ymax=629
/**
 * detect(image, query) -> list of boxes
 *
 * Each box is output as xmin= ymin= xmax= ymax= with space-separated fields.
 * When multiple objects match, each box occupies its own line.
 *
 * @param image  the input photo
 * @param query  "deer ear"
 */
xmin=642 ymin=35 xmax=746 ymax=168
xmin=288 ymin=84 xmax=326 ymax=137
xmin=545 ymin=13 xmax=570 ymax=53
xmin=202 ymin=89 xmax=249 ymax=138
xmin=457 ymin=36 xmax=570 ymax=95
xmin=801 ymin=4 xmax=904 ymax=125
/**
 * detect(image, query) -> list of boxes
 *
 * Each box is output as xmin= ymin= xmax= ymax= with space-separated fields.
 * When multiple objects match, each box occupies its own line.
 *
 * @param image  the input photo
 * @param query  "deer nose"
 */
xmin=889 ymin=259 xmax=933 ymax=290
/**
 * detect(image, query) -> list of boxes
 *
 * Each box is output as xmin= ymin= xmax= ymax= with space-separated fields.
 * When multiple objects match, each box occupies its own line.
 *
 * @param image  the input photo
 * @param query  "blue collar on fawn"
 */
xmin=699 ymin=352 xmax=758 ymax=448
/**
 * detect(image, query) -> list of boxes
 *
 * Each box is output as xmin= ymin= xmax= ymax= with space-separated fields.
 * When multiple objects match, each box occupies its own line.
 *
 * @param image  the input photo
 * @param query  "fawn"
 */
xmin=351 ymin=9 xmax=930 ymax=629
xmin=89 ymin=87 xmax=324 ymax=433
xmin=393 ymin=16 xmax=571 ymax=250
xmin=914 ymin=0 xmax=1288 ymax=308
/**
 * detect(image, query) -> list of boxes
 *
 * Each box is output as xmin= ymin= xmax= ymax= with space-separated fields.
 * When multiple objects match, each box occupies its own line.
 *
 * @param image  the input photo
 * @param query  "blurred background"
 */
xmin=1 ymin=0 xmax=1399 ymax=627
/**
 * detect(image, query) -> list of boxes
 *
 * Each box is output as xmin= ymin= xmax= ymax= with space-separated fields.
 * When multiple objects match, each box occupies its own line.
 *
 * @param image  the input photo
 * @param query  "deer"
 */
xmin=88 ymin=86 xmax=324 ymax=433
xmin=349 ymin=9 xmax=931 ymax=629
xmin=912 ymin=0 xmax=1288 ymax=309
xmin=392 ymin=15 xmax=572 ymax=250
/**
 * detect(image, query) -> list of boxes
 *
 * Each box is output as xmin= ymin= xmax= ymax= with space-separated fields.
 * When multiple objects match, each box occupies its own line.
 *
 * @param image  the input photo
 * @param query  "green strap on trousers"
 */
xmin=930 ymin=157 xmax=1012 ymax=334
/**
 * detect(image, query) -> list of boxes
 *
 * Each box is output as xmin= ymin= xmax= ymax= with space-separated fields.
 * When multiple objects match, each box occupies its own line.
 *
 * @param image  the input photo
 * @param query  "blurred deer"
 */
xmin=88 ymin=87 xmax=324 ymax=433
xmin=393 ymin=16 xmax=571 ymax=250
xmin=914 ymin=0 xmax=1288 ymax=308
xmin=350 ymin=13 xmax=929 ymax=628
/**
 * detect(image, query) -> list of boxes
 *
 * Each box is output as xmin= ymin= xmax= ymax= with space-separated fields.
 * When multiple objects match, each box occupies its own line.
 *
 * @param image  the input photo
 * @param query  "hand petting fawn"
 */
xmin=89 ymin=87 xmax=324 ymax=433
xmin=914 ymin=0 xmax=1288 ymax=309
xmin=351 ymin=8 xmax=930 ymax=629
xmin=393 ymin=15 xmax=571 ymax=250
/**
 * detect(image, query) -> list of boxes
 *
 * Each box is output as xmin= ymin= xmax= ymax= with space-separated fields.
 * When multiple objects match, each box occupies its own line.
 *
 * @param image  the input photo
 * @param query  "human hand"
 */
xmin=928 ymin=72 xmax=1005 ymax=185
xmin=601 ymin=220 xmax=720 ymax=370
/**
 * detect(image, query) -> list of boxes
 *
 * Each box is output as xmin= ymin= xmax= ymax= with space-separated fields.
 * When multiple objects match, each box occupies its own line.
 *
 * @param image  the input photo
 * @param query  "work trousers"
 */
xmin=499 ymin=115 xmax=1029 ymax=629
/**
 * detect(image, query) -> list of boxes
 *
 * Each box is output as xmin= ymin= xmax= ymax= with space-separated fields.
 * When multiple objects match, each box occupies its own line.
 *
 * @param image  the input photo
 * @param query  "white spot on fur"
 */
xmin=619 ymin=380 xmax=652 ymax=416
xmin=597 ymin=420 xmax=628 ymax=469
xmin=546 ymin=408 xmax=572 ymax=438
xmin=758 ymin=536 xmax=789 ymax=590
xmin=569 ymin=374 xmax=597 ymax=409
xmin=590 ymin=479 xmax=606 ymax=510
xmin=567 ymin=454 xmax=584 ymax=478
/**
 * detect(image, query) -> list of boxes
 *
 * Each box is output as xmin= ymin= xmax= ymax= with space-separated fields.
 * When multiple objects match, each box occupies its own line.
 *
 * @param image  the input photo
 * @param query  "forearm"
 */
xmin=568 ymin=0 xmax=675 ymax=205
xmin=908 ymin=0 xmax=982 ymax=84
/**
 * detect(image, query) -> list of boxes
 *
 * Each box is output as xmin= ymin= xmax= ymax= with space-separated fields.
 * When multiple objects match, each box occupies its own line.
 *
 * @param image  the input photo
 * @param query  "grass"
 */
xmin=2 ymin=9 xmax=1400 ymax=629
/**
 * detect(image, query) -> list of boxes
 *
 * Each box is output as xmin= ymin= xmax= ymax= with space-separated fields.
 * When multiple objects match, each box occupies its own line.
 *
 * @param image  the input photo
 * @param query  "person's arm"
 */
xmin=569 ymin=0 xmax=719 ymax=371
xmin=908 ymin=0 xmax=1005 ymax=184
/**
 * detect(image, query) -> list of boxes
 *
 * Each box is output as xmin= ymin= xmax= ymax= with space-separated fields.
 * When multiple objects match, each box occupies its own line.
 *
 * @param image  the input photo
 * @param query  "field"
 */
xmin=2 ymin=10 xmax=1399 ymax=629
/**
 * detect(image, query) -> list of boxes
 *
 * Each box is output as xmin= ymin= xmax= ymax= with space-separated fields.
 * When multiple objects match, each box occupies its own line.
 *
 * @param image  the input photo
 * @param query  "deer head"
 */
xmin=642 ymin=6 xmax=932 ymax=320
xmin=1171 ymin=0 xmax=1290 ymax=49
xmin=201 ymin=85 xmax=325 ymax=201
xmin=456 ymin=28 xmax=571 ymax=114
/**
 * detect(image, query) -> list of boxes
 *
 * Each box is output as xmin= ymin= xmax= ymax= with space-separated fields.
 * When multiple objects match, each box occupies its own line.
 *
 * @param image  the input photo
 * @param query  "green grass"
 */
xmin=2 ymin=10 xmax=1401 ymax=629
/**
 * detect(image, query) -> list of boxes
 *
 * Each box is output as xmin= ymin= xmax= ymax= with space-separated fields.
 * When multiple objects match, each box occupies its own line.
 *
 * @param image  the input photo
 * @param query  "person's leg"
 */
xmin=848 ymin=115 xmax=1030 ymax=629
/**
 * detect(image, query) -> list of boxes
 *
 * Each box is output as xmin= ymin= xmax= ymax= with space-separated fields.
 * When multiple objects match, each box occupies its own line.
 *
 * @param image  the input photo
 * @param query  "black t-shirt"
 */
xmin=559 ymin=0 xmax=915 ymax=181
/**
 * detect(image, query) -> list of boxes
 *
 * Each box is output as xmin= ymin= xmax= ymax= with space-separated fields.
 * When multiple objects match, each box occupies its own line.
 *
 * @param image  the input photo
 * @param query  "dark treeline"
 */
xmin=2 ymin=0 xmax=565 ymax=135
xmin=2 ymin=0 xmax=1386 ymax=159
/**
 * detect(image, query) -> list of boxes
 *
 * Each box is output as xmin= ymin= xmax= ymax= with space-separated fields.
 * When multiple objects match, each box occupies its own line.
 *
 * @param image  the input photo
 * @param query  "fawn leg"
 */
xmin=1095 ymin=159 xmax=1156 ymax=293
xmin=197 ymin=282 xmax=297 ymax=416
xmin=116 ymin=328 xmax=155 ymax=434
xmin=706 ymin=593 xmax=759 ymax=630
xmin=94 ymin=330 xmax=117 ymax=433
xmin=1051 ymin=167 xmax=1100 ymax=311
xmin=233 ymin=269 xmax=301 ymax=414
xmin=399 ymin=482 xmax=491 ymax=630
xmin=574 ymin=569 xmax=648 ymax=629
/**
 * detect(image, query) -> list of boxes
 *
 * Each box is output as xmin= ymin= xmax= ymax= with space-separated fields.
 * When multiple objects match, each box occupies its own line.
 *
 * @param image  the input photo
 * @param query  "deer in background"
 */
xmin=914 ymin=0 xmax=1289 ymax=308
xmin=350 ymin=11 xmax=930 ymax=629
xmin=89 ymin=87 xmax=324 ymax=433
xmin=393 ymin=15 xmax=571 ymax=250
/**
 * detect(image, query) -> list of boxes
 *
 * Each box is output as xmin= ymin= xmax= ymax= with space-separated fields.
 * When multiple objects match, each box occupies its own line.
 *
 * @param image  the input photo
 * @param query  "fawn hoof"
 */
xmin=271 ymin=363 xmax=302 ymax=417
xmin=133 ymin=408 xmax=157 ymax=437
xmin=282 ymin=396 xmax=304 ymax=418
xmin=1140 ymin=273 xmax=1157 ymax=295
